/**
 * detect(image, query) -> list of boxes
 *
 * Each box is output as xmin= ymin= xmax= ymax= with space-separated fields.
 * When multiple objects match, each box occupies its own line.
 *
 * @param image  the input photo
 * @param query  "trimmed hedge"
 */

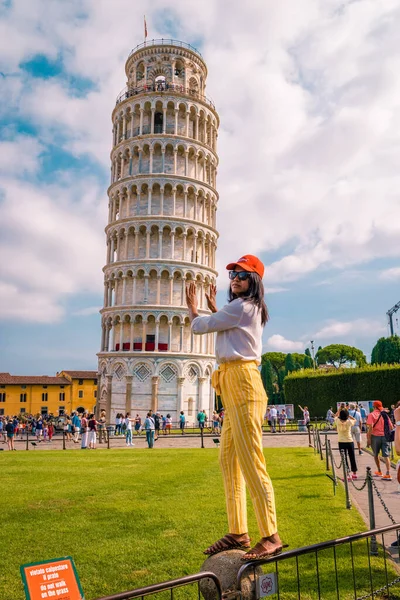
xmin=284 ymin=364 xmax=400 ymax=418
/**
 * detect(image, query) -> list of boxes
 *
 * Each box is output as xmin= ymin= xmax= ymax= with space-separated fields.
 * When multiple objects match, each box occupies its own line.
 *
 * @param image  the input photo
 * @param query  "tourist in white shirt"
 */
xmin=299 ymin=405 xmax=310 ymax=429
xmin=269 ymin=406 xmax=277 ymax=433
xmin=124 ymin=412 xmax=135 ymax=447
xmin=348 ymin=403 xmax=363 ymax=455
xmin=186 ymin=254 xmax=285 ymax=561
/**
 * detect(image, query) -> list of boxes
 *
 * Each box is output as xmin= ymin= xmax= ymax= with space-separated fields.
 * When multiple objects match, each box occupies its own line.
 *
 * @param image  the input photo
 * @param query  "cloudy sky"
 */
xmin=1 ymin=0 xmax=399 ymax=374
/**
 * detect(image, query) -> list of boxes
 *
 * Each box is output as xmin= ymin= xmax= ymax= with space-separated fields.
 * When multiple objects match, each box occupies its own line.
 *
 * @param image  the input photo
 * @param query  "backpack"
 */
xmin=374 ymin=411 xmax=395 ymax=443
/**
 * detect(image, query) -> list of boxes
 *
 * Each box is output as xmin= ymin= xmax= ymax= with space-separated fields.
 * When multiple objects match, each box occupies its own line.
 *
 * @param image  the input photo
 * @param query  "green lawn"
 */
xmin=1 ymin=447 xmax=398 ymax=599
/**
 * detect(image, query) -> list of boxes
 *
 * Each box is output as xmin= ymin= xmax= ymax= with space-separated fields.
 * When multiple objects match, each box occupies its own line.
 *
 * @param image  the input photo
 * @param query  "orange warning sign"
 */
xmin=20 ymin=556 xmax=84 ymax=600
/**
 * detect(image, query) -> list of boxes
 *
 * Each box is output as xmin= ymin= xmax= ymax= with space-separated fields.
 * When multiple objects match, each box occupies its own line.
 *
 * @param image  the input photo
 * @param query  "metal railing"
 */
xmin=115 ymin=83 xmax=216 ymax=110
xmin=7 ymin=420 xmax=323 ymax=450
xmin=237 ymin=524 xmax=400 ymax=600
xmin=128 ymin=39 xmax=203 ymax=59
xmin=116 ymin=124 xmax=194 ymax=143
xmin=93 ymin=570 xmax=220 ymax=600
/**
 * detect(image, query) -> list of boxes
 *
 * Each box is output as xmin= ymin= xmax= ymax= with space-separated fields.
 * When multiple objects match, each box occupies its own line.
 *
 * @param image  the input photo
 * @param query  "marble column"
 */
xmin=151 ymin=376 xmax=159 ymax=413
xmin=125 ymin=375 xmax=132 ymax=413
xmin=177 ymin=377 xmax=185 ymax=413
xmin=106 ymin=374 xmax=113 ymax=423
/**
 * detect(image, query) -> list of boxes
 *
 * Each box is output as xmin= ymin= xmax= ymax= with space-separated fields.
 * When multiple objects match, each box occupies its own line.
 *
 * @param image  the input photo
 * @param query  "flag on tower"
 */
xmin=144 ymin=16 xmax=148 ymax=40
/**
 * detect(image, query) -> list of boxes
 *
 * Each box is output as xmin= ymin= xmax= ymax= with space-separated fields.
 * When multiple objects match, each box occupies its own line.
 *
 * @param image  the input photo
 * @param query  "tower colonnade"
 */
xmin=97 ymin=40 xmax=219 ymax=423
xmin=108 ymin=180 xmax=217 ymax=228
xmin=105 ymin=223 xmax=217 ymax=268
xmin=103 ymin=266 xmax=216 ymax=308
xmin=111 ymin=139 xmax=217 ymax=187
xmin=100 ymin=311 xmax=214 ymax=356
xmin=113 ymin=96 xmax=218 ymax=151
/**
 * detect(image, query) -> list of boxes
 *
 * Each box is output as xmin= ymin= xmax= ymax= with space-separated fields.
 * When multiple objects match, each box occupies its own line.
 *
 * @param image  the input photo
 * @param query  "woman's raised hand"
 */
xmin=205 ymin=284 xmax=218 ymax=313
xmin=185 ymin=281 xmax=198 ymax=310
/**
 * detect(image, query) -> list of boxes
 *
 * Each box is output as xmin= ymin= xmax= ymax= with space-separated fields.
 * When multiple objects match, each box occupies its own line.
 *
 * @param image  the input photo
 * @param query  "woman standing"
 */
xmin=298 ymin=405 xmax=310 ymax=429
xmin=186 ymin=254 xmax=284 ymax=560
xmin=80 ymin=413 xmax=89 ymax=450
xmin=115 ymin=413 xmax=122 ymax=436
xmin=279 ymin=409 xmax=287 ymax=433
xmin=212 ymin=411 xmax=220 ymax=435
xmin=179 ymin=411 xmax=186 ymax=435
xmin=5 ymin=418 xmax=15 ymax=451
xmin=165 ymin=414 xmax=172 ymax=434
xmin=47 ymin=421 xmax=54 ymax=443
xmin=335 ymin=408 xmax=358 ymax=479
xmin=66 ymin=415 xmax=73 ymax=442
xmin=88 ymin=414 xmax=98 ymax=449
xmin=125 ymin=413 xmax=134 ymax=447
xmin=134 ymin=414 xmax=142 ymax=435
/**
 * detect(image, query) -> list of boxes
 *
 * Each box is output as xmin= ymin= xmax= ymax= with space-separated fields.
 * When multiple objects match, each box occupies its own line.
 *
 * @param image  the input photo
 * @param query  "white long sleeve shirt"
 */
xmin=191 ymin=298 xmax=263 ymax=364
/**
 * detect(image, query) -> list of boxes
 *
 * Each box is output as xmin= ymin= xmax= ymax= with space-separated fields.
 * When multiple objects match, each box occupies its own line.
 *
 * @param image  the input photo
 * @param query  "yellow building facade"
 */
xmin=0 ymin=371 xmax=97 ymax=417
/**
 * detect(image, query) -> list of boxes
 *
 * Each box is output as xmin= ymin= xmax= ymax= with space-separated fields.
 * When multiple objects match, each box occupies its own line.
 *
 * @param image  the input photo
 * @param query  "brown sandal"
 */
xmin=204 ymin=534 xmax=251 ymax=556
xmin=241 ymin=535 xmax=288 ymax=562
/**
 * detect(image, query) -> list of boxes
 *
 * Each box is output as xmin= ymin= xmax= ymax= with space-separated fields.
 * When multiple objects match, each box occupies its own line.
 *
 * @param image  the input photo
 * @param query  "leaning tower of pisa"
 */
xmin=97 ymin=39 xmax=219 ymax=424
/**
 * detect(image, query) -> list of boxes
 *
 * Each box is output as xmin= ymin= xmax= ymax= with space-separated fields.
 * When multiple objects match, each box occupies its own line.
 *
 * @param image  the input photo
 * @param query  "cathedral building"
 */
xmin=97 ymin=39 xmax=219 ymax=423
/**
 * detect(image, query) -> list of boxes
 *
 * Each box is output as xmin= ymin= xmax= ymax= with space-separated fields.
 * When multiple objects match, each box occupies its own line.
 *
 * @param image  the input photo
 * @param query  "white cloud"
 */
xmin=0 ymin=177 xmax=106 ymax=322
xmin=312 ymin=318 xmax=386 ymax=339
xmin=265 ymin=334 xmax=304 ymax=352
xmin=265 ymin=286 xmax=288 ymax=294
xmin=0 ymin=282 xmax=63 ymax=323
xmin=0 ymin=136 xmax=43 ymax=175
xmin=380 ymin=267 xmax=400 ymax=281
xmin=72 ymin=306 xmax=101 ymax=317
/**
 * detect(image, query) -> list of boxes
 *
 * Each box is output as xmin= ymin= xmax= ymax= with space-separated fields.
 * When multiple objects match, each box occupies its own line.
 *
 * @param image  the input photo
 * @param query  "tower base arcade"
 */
xmin=98 ymin=355 xmax=214 ymax=424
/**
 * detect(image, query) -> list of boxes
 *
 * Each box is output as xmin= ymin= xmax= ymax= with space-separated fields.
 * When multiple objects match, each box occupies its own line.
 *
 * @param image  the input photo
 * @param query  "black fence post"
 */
xmin=62 ymin=431 xmax=66 ymax=450
xmin=341 ymin=450 xmax=351 ymax=509
xmin=319 ymin=432 xmax=324 ymax=461
xmin=328 ymin=440 xmax=337 ymax=494
xmin=366 ymin=467 xmax=378 ymax=555
xmin=107 ymin=430 xmax=110 ymax=450
xmin=26 ymin=430 xmax=29 ymax=451
xmin=325 ymin=435 xmax=330 ymax=471
xmin=200 ymin=426 xmax=204 ymax=449
xmin=308 ymin=424 xmax=312 ymax=447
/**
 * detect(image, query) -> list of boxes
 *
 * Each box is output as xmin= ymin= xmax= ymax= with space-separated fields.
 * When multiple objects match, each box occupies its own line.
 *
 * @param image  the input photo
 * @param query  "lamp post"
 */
xmin=310 ymin=340 xmax=316 ymax=370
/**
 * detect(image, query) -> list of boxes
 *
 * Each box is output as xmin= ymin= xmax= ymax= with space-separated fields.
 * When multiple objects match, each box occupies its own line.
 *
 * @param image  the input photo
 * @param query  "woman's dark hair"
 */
xmin=339 ymin=409 xmax=349 ymax=420
xmin=228 ymin=272 xmax=269 ymax=325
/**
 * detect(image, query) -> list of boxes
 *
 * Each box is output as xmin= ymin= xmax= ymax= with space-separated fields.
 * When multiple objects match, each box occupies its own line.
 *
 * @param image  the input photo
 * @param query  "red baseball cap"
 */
xmin=226 ymin=254 xmax=265 ymax=278
xmin=373 ymin=400 xmax=383 ymax=410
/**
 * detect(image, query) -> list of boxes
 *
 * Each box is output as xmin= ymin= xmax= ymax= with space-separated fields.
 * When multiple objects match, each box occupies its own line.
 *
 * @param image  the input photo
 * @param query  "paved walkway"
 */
xmin=319 ymin=432 xmax=400 ymax=552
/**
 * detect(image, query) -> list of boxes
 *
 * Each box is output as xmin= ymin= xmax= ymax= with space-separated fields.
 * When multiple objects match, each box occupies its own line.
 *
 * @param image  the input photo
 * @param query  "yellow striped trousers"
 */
xmin=212 ymin=360 xmax=277 ymax=537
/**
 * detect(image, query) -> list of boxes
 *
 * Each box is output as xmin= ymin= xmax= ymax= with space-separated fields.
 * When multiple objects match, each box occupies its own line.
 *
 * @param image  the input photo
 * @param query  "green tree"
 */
xmin=261 ymin=360 xmax=275 ymax=400
xmin=285 ymin=353 xmax=296 ymax=375
xmin=371 ymin=336 xmax=400 ymax=365
xmin=277 ymin=368 xmax=286 ymax=400
xmin=292 ymin=353 xmax=307 ymax=367
xmin=305 ymin=348 xmax=311 ymax=357
xmin=316 ymin=344 xmax=367 ymax=369
xmin=304 ymin=355 xmax=313 ymax=369
xmin=262 ymin=352 xmax=286 ymax=371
